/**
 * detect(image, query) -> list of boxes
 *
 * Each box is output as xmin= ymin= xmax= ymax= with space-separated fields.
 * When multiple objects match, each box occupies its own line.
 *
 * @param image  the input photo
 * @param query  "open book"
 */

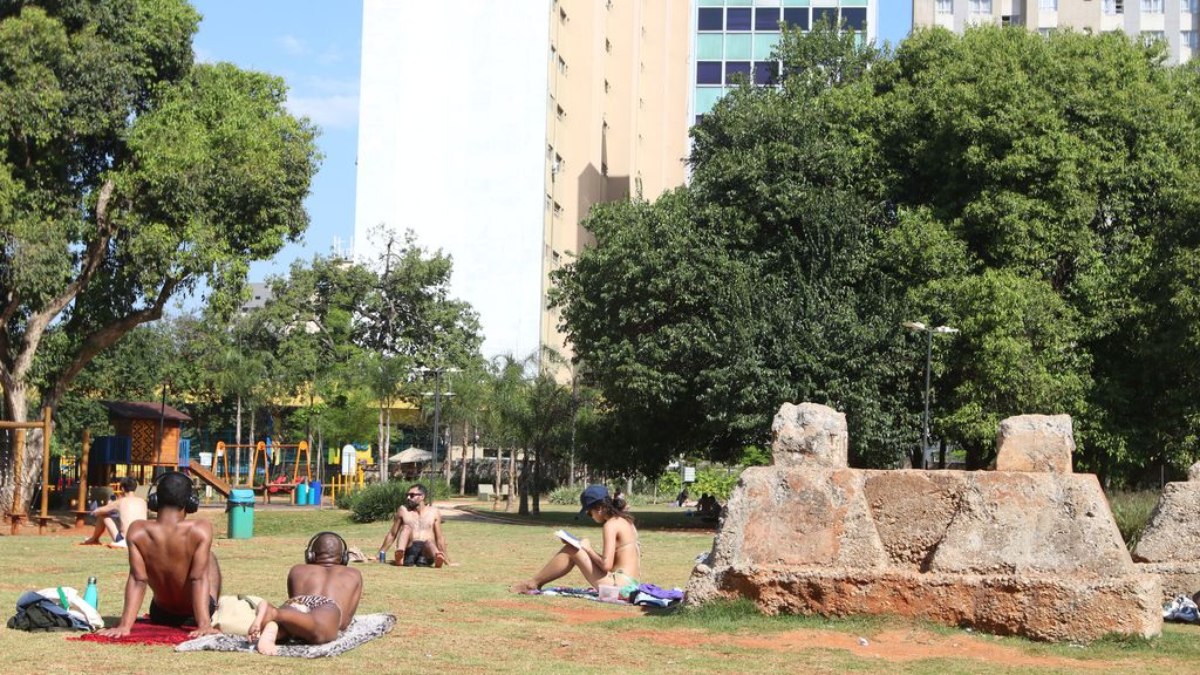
xmin=554 ymin=529 xmax=582 ymax=549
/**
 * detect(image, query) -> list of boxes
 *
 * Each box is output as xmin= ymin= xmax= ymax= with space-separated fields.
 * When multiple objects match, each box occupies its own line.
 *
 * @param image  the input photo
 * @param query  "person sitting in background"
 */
xmin=510 ymin=485 xmax=640 ymax=594
xmin=80 ymin=476 xmax=146 ymax=548
xmin=248 ymin=531 xmax=363 ymax=655
xmin=376 ymin=483 xmax=448 ymax=567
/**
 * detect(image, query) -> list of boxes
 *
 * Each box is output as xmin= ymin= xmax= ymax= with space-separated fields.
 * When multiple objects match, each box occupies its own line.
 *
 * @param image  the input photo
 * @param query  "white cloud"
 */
xmin=286 ymin=94 xmax=359 ymax=129
xmin=278 ymin=34 xmax=309 ymax=57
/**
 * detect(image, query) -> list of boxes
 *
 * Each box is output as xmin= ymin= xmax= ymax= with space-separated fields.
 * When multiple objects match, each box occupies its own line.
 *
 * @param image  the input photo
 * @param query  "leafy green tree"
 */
xmin=0 ymin=1 xmax=320 ymax=514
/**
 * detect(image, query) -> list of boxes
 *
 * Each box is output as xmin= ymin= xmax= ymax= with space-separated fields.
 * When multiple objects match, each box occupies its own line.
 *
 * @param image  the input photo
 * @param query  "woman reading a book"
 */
xmin=510 ymin=485 xmax=640 ymax=594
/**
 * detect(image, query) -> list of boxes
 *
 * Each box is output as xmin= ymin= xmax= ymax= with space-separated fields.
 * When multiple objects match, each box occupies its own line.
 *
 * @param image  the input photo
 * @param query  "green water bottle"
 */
xmin=83 ymin=576 xmax=98 ymax=611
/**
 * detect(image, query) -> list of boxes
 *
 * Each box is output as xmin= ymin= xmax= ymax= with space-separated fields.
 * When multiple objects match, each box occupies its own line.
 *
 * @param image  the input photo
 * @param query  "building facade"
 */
xmin=694 ymin=0 xmax=878 ymax=122
xmin=541 ymin=0 xmax=693 ymax=359
xmin=542 ymin=0 xmax=879 ymax=364
xmin=355 ymin=0 xmax=547 ymax=360
xmin=913 ymin=0 xmax=1199 ymax=63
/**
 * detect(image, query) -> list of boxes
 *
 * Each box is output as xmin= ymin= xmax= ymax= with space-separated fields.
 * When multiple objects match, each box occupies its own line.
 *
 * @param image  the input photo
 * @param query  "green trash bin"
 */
xmin=227 ymin=488 xmax=255 ymax=539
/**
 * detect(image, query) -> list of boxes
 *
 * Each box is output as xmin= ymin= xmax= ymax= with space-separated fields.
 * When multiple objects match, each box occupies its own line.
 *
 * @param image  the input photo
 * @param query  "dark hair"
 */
xmin=156 ymin=472 xmax=193 ymax=510
xmin=119 ymin=476 xmax=138 ymax=494
xmin=312 ymin=532 xmax=346 ymax=560
xmin=408 ymin=483 xmax=428 ymax=498
xmin=591 ymin=496 xmax=634 ymax=524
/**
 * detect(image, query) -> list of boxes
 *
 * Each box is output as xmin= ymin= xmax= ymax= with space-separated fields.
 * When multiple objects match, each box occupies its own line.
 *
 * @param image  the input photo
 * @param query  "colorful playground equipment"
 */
xmin=1 ymin=406 xmax=54 ymax=534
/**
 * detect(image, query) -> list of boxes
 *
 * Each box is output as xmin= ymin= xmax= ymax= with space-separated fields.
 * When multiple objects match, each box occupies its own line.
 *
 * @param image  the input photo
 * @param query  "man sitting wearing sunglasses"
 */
xmin=376 ymin=483 xmax=448 ymax=567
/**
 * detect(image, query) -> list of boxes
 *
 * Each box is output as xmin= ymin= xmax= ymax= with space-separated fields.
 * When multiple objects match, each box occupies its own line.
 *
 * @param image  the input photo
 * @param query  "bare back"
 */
xmin=127 ymin=517 xmax=218 ymax=615
xmin=604 ymin=516 xmax=640 ymax=578
xmin=115 ymin=495 xmax=148 ymax=536
xmin=286 ymin=564 xmax=363 ymax=630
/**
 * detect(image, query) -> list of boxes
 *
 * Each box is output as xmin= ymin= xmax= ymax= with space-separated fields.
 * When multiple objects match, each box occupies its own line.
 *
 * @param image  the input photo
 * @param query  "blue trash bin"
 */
xmin=309 ymin=480 xmax=322 ymax=506
xmin=295 ymin=481 xmax=309 ymax=505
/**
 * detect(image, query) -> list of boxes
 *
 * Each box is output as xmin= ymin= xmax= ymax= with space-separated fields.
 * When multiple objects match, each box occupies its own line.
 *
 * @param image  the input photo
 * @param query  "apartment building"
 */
xmin=913 ymin=0 xmax=1199 ymax=63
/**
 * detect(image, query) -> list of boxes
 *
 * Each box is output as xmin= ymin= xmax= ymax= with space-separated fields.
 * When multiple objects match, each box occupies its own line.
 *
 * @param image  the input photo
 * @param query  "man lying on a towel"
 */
xmin=98 ymin=472 xmax=222 ymax=639
xmin=247 ymin=531 xmax=363 ymax=655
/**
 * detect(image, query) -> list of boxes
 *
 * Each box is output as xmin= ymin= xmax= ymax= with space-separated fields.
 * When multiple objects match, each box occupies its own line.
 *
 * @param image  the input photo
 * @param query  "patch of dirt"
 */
xmin=482 ymin=598 xmax=641 ymax=624
xmin=622 ymin=626 xmax=1137 ymax=670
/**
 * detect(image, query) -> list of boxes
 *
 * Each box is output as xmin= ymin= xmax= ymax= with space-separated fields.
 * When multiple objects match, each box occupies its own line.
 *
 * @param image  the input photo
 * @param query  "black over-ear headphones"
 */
xmin=147 ymin=471 xmax=200 ymax=514
xmin=306 ymin=531 xmax=350 ymax=565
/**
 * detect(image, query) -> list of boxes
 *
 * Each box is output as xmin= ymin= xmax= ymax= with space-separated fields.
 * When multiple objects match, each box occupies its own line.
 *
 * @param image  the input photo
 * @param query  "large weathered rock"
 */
xmin=771 ymin=402 xmax=847 ymax=469
xmin=687 ymin=404 xmax=1161 ymax=642
xmin=1132 ymin=481 xmax=1200 ymax=598
xmin=1189 ymin=461 xmax=1200 ymax=482
xmin=994 ymin=414 xmax=1074 ymax=473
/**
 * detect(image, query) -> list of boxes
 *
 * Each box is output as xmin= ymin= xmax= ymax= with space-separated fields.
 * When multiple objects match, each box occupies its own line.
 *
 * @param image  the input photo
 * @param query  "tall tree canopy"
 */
xmin=0 ymin=0 xmax=320 ymax=514
xmin=553 ymin=24 xmax=1200 ymax=483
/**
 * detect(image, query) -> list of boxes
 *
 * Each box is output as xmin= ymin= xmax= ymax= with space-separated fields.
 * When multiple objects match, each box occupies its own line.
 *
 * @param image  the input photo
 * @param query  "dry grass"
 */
xmin=0 ymin=500 xmax=1197 ymax=674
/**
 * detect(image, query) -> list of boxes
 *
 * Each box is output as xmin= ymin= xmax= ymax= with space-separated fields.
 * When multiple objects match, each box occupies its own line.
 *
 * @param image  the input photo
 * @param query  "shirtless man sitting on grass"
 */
xmin=248 ymin=531 xmax=363 ymax=655
xmin=376 ymin=483 xmax=448 ymax=567
xmin=80 ymin=476 xmax=146 ymax=548
xmin=97 ymin=471 xmax=221 ymax=638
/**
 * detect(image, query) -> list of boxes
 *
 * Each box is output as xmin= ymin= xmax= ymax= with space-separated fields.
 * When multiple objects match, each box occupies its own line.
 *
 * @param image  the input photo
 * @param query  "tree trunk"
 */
xmin=235 ymin=394 xmax=243 ymax=485
xmin=532 ymin=447 xmax=541 ymax=514
xmin=0 ymin=385 xmax=35 ymax=519
xmin=458 ymin=421 xmax=468 ymax=496
xmin=506 ymin=447 xmax=516 ymax=513
xmin=249 ymin=407 xmax=257 ymax=484
xmin=518 ymin=447 xmax=530 ymax=515
xmin=377 ymin=405 xmax=385 ymax=483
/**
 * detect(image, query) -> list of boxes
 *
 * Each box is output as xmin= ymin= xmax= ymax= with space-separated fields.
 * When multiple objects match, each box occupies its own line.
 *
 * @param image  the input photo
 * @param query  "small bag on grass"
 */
xmin=211 ymin=594 xmax=264 ymax=635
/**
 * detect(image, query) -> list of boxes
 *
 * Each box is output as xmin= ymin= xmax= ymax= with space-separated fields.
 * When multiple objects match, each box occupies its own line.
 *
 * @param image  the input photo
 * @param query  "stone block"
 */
xmin=1189 ymin=461 xmax=1200 ymax=482
xmin=1133 ymin=482 xmax=1200 ymax=563
xmin=688 ymin=464 xmax=1158 ymax=642
xmin=995 ymin=414 xmax=1074 ymax=473
xmin=770 ymin=402 xmax=847 ymax=469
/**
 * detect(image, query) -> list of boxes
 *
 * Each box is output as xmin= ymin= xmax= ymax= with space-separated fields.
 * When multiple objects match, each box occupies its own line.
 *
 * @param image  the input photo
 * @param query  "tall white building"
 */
xmin=915 ymin=0 xmax=1199 ymax=63
xmin=354 ymin=0 xmax=547 ymax=359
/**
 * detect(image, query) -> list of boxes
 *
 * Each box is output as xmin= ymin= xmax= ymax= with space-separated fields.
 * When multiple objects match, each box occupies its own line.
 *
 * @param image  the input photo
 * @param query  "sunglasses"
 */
xmin=406 ymin=493 xmax=424 ymax=498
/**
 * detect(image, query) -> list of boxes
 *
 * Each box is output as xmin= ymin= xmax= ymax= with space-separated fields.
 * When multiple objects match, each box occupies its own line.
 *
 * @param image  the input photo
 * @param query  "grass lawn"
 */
xmin=2 ymin=499 xmax=1198 ymax=674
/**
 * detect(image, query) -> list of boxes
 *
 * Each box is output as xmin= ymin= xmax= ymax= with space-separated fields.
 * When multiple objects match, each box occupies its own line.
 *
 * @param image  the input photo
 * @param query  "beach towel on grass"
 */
xmin=175 ymin=613 xmax=395 ymax=658
xmin=71 ymin=620 xmax=193 ymax=646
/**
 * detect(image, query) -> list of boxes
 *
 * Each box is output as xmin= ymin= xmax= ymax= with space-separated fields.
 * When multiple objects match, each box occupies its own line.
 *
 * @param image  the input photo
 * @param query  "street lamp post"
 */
xmin=418 ymin=366 xmax=459 ymax=480
xmin=903 ymin=321 xmax=959 ymax=469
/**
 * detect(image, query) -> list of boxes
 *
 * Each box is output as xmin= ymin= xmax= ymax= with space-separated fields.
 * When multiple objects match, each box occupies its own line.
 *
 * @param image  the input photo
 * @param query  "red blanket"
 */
xmin=70 ymin=620 xmax=193 ymax=646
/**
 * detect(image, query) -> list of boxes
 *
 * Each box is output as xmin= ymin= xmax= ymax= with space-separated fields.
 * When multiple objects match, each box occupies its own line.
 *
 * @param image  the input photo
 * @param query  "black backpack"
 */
xmin=7 ymin=601 xmax=75 ymax=631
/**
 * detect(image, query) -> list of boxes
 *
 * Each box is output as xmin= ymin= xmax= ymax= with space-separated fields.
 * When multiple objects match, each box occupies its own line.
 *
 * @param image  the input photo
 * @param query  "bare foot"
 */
xmin=509 ymin=580 xmax=539 ymax=594
xmin=79 ymin=538 xmax=100 ymax=546
xmin=434 ymin=552 xmax=446 ymax=568
xmin=256 ymin=621 xmax=279 ymax=655
xmin=247 ymin=599 xmax=275 ymax=642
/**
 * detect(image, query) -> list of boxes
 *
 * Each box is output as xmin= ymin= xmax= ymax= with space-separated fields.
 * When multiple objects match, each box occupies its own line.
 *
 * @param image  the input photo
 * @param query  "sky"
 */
xmin=190 ymin=0 xmax=913 ymax=286
xmin=191 ymin=0 xmax=364 ymax=282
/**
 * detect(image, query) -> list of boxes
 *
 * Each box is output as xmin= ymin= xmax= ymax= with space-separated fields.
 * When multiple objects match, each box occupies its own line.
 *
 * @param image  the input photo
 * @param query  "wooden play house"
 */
xmin=102 ymin=400 xmax=191 ymax=467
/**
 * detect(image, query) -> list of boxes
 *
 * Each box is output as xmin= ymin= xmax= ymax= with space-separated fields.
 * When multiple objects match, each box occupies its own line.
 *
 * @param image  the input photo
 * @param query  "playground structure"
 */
xmin=1 ymin=407 xmax=54 ymax=535
xmin=326 ymin=466 xmax=366 ymax=502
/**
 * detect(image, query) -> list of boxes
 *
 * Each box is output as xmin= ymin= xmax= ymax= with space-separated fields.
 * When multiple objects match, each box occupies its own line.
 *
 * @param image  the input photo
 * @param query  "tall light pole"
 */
xmin=418 ymin=365 xmax=459 ymax=480
xmin=903 ymin=321 xmax=959 ymax=469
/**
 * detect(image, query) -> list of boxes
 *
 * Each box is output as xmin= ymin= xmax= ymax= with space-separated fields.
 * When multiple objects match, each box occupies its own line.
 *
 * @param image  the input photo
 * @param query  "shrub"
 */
xmin=338 ymin=478 xmax=459 ymax=523
xmin=548 ymin=485 xmax=578 ymax=505
xmin=1108 ymin=490 xmax=1160 ymax=550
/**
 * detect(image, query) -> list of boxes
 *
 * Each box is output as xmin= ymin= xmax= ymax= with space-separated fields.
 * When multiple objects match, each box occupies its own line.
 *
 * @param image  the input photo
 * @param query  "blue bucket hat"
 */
xmin=579 ymin=484 xmax=609 ymax=515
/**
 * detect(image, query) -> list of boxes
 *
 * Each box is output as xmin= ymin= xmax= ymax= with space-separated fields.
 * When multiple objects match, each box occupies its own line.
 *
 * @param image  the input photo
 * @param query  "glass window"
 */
xmin=753 ymin=32 xmax=780 ymax=59
xmin=725 ymin=33 xmax=752 ymax=59
xmin=1185 ymin=0 xmax=1199 ymax=14
xmin=1142 ymin=0 xmax=1163 ymax=11
xmin=753 ymin=61 xmax=778 ymax=85
xmin=755 ymin=7 xmax=782 ymax=31
xmin=695 ymin=87 xmax=724 ymax=116
xmin=698 ymin=7 xmax=724 ymax=31
xmin=1184 ymin=30 xmax=1199 ymax=48
xmin=725 ymin=61 xmax=752 ymax=84
xmin=726 ymin=8 xmax=752 ymax=31
xmin=1104 ymin=0 xmax=1124 ymax=12
xmin=970 ymin=0 xmax=993 ymax=12
xmin=783 ymin=8 xmax=809 ymax=29
xmin=697 ymin=61 xmax=723 ymax=85
xmin=1039 ymin=0 xmax=1058 ymax=8
xmin=841 ymin=8 xmax=867 ymax=31
xmin=813 ymin=7 xmax=837 ymax=27
xmin=697 ymin=34 xmax=723 ymax=60
xmin=937 ymin=0 xmax=953 ymax=12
